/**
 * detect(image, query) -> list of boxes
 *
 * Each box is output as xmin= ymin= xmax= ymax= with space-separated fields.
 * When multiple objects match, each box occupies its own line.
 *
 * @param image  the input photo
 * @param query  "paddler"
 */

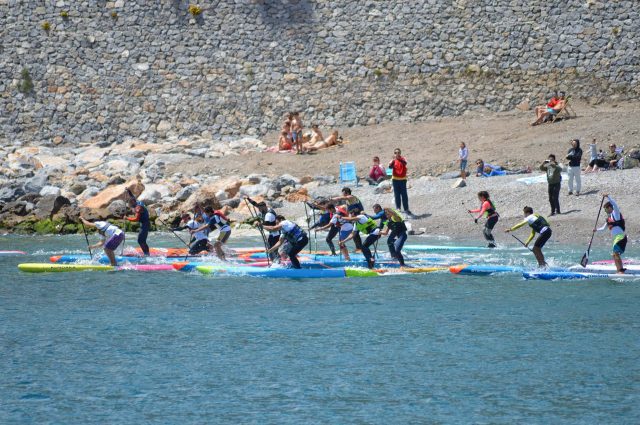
xmin=172 ymin=213 xmax=211 ymax=255
xmin=125 ymin=189 xmax=150 ymax=256
xmin=330 ymin=187 xmax=364 ymax=250
xmin=316 ymin=204 xmax=353 ymax=260
xmin=191 ymin=206 xmax=231 ymax=261
xmin=594 ymin=194 xmax=628 ymax=274
xmin=246 ymin=197 xmax=280 ymax=253
xmin=378 ymin=206 xmax=408 ymax=266
xmin=80 ymin=217 xmax=125 ymax=266
xmin=260 ymin=215 xmax=309 ymax=269
xmin=505 ymin=206 xmax=552 ymax=267
xmin=468 ymin=191 xmax=499 ymax=248
xmin=340 ymin=208 xmax=381 ymax=269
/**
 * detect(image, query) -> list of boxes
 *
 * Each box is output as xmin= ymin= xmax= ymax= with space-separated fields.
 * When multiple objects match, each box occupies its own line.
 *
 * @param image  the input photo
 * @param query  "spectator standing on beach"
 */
xmin=458 ymin=142 xmax=468 ymax=181
xmin=565 ymin=139 xmax=582 ymax=196
xmin=389 ymin=148 xmax=413 ymax=218
xmin=366 ymin=156 xmax=387 ymax=185
xmin=540 ymin=154 xmax=562 ymax=216
xmin=290 ymin=112 xmax=304 ymax=154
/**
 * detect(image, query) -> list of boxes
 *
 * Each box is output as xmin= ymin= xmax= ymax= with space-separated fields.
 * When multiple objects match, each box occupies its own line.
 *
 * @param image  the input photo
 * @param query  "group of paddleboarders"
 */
xmin=465 ymin=190 xmax=628 ymax=273
xmin=78 ymin=184 xmax=628 ymax=273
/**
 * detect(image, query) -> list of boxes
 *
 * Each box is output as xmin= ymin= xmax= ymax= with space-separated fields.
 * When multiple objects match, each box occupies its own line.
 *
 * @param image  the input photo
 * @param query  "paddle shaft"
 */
xmin=244 ymin=199 xmax=271 ymax=266
xmin=581 ymin=196 xmax=606 ymax=266
xmin=155 ymin=215 xmax=192 ymax=250
xmin=510 ymin=233 xmax=533 ymax=252
xmin=79 ymin=220 xmax=93 ymax=257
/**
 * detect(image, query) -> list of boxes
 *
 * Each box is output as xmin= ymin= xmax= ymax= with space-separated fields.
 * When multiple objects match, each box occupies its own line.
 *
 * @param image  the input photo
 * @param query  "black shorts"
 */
xmin=534 ymin=229 xmax=552 ymax=249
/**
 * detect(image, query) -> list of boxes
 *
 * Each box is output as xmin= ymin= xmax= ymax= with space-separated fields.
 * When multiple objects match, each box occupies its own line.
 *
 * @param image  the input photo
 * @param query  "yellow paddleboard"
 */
xmin=18 ymin=263 xmax=114 ymax=273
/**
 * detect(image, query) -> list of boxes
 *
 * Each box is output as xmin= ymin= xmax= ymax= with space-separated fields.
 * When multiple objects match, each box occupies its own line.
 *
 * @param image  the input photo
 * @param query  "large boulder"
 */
xmin=81 ymin=179 xmax=144 ymax=209
xmin=0 ymin=186 xmax=17 ymax=202
xmin=239 ymin=184 xmax=270 ymax=198
xmin=272 ymin=174 xmax=300 ymax=191
xmin=34 ymin=195 xmax=71 ymax=219
xmin=138 ymin=183 xmax=172 ymax=203
xmin=176 ymin=184 xmax=198 ymax=202
xmin=23 ymin=170 xmax=49 ymax=194
xmin=107 ymin=200 xmax=127 ymax=217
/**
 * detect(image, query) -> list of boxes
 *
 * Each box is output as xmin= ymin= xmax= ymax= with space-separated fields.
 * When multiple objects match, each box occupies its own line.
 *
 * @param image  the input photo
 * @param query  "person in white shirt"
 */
xmin=80 ymin=217 xmax=125 ymax=266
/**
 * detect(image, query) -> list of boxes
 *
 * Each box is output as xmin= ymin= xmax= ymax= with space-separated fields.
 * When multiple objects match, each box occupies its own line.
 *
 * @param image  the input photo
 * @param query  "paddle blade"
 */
xmin=580 ymin=252 xmax=588 ymax=268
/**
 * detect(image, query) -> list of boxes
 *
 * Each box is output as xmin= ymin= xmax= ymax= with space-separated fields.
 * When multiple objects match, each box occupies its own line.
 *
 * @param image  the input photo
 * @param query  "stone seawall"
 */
xmin=1 ymin=0 xmax=638 ymax=145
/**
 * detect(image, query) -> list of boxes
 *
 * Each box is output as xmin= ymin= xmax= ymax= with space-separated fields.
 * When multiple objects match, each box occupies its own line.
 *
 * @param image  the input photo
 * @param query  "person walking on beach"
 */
xmin=594 ymin=194 xmax=628 ymax=274
xmin=80 ymin=217 xmax=125 ymax=266
xmin=468 ymin=191 xmax=499 ymax=248
xmin=505 ymin=206 xmax=552 ymax=267
xmin=125 ymin=189 xmax=151 ymax=256
xmin=566 ymin=139 xmax=582 ymax=196
xmin=540 ymin=154 xmax=562 ymax=215
xmin=389 ymin=148 xmax=413 ymax=218
xmin=458 ymin=142 xmax=468 ymax=181
xmin=261 ymin=215 xmax=309 ymax=269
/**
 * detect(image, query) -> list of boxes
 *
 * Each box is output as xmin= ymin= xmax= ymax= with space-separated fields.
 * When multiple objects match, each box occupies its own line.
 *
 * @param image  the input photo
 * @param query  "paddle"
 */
xmin=244 ymin=199 xmax=271 ymax=266
xmin=580 ymin=196 xmax=606 ymax=267
xmin=462 ymin=201 xmax=477 ymax=224
xmin=303 ymin=201 xmax=313 ymax=254
xmin=154 ymin=208 xmax=192 ymax=251
xmin=510 ymin=234 xmax=533 ymax=252
xmin=79 ymin=219 xmax=93 ymax=257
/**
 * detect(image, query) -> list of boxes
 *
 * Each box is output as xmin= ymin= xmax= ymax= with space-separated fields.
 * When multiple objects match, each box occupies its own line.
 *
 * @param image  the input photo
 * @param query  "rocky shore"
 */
xmin=1 ymin=102 xmax=639 ymax=246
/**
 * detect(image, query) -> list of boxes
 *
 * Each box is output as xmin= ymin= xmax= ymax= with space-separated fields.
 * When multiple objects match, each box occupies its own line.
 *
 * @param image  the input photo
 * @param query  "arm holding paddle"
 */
xmin=79 ymin=217 xmax=104 ymax=250
xmin=504 ymin=220 xmax=535 ymax=246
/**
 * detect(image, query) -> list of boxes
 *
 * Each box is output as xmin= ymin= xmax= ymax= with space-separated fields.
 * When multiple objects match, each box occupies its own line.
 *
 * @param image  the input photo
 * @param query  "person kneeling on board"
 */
xmin=340 ymin=208 xmax=381 ymax=269
xmin=505 ymin=206 xmax=552 ymax=267
xmin=594 ymin=194 xmax=628 ymax=274
xmin=80 ymin=217 xmax=125 ymax=266
xmin=260 ymin=216 xmax=309 ymax=269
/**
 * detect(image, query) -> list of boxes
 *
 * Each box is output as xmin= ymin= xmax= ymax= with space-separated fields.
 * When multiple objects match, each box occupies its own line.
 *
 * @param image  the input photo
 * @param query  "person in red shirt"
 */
xmin=468 ymin=191 xmax=499 ymax=248
xmin=388 ymin=148 xmax=413 ymax=218
xmin=366 ymin=156 xmax=387 ymax=185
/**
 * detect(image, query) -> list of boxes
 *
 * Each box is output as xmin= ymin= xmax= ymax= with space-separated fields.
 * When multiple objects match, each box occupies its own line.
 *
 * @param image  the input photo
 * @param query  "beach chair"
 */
xmin=551 ymin=96 xmax=577 ymax=123
xmin=339 ymin=161 xmax=359 ymax=186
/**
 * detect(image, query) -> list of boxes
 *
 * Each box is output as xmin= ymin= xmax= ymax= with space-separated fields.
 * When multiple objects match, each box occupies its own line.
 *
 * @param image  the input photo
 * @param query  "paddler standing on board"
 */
xmin=505 ymin=206 xmax=552 ymax=267
xmin=80 ymin=217 xmax=125 ymax=266
xmin=260 ymin=215 xmax=309 ymax=269
xmin=378 ymin=206 xmax=409 ymax=267
xmin=468 ymin=191 xmax=499 ymax=248
xmin=125 ymin=189 xmax=151 ymax=256
xmin=594 ymin=194 xmax=628 ymax=274
xmin=340 ymin=208 xmax=381 ymax=269
xmin=191 ymin=206 xmax=231 ymax=261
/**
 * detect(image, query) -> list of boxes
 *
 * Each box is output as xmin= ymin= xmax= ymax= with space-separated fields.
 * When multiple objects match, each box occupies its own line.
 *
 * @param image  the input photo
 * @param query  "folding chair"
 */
xmin=339 ymin=161 xmax=359 ymax=186
xmin=551 ymin=95 xmax=577 ymax=123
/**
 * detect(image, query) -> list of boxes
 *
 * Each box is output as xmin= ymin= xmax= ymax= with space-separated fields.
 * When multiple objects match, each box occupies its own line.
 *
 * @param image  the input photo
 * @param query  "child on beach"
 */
xmin=458 ymin=142 xmax=468 ymax=181
xmin=366 ymin=156 xmax=387 ymax=185
xmin=290 ymin=112 xmax=304 ymax=154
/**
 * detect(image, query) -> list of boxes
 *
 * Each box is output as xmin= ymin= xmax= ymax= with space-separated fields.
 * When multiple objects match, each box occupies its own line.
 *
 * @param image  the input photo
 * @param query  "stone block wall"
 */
xmin=1 ymin=0 xmax=638 ymax=145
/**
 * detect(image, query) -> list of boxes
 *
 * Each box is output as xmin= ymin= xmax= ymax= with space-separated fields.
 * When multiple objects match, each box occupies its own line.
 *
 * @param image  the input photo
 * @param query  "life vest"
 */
xmin=208 ymin=211 xmax=229 ymax=230
xmin=282 ymin=222 xmax=306 ymax=244
xmin=136 ymin=201 xmax=150 ymax=224
xmin=607 ymin=214 xmax=625 ymax=231
xmin=355 ymin=216 xmax=378 ymax=235
xmin=485 ymin=200 xmax=497 ymax=216
xmin=387 ymin=209 xmax=407 ymax=232
xmin=346 ymin=197 xmax=364 ymax=213
xmin=529 ymin=214 xmax=549 ymax=233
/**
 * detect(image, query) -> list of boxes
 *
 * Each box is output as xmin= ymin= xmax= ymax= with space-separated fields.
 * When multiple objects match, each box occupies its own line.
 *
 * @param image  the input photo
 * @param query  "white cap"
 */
xmin=95 ymin=221 xmax=109 ymax=231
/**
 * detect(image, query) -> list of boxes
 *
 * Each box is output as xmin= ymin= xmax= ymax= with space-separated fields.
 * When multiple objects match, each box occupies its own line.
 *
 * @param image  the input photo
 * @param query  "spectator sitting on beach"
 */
xmin=475 ymin=159 xmax=531 ymax=177
xmin=309 ymin=124 xmax=324 ymax=144
xmin=304 ymin=130 xmax=343 ymax=153
xmin=531 ymin=92 xmax=566 ymax=126
xmin=532 ymin=92 xmax=558 ymax=125
xmin=366 ymin=156 xmax=387 ymax=185
xmin=587 ymin=143 xmax=621 ymax=172
xmin=278 ymin=131 xmax=293 ymax=151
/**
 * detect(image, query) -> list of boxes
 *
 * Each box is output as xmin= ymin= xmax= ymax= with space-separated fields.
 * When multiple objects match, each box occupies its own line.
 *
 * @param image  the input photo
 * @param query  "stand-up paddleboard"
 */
xmin=376 ymin=266 xmax=446 ymax=274
xmin=0 ymin=250 xmax=27 ymax=256
xmin=195 ymin=265 xmax=379 ymax=278
xmin=449 ymin=264 xmax=525 ymax=275
xmin=523 ymin=271 xmax=639 ymax=280
xmin=568 ymin=264 xmax=640 ymax=275
xmin=18 ymin=263 xmax=176 ymax=273
xmin=403 ymin=245 xmax=491 ymax=252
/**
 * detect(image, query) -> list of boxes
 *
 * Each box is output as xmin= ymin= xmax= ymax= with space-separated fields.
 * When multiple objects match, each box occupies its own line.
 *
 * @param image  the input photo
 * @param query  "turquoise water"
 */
xmin=1 ymin=234 xmax=639 ymax=424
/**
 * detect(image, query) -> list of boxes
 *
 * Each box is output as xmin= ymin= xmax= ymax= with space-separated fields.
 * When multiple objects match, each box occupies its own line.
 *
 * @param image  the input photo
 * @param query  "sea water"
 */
xmin=1 ymin=234 xmax=639 ymax=424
